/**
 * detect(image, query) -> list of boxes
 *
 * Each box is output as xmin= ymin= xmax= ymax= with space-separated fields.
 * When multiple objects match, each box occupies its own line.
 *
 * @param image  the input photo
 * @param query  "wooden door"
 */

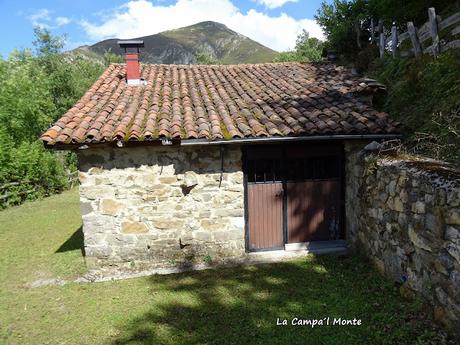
xmin=287 ymin=180 xmax=340 ymax=242
xmin=285 ymin=150 xmax=342 ymax=243
xmin=247 ymin=183 xmax=284 ymax=250
xmin=245 ymin=147 xmax=284 ymax=251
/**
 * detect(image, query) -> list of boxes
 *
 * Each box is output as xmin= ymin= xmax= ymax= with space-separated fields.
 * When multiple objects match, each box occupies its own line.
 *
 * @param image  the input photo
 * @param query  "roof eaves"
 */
xmin=42 ymin=133 xmax=402 ymax=150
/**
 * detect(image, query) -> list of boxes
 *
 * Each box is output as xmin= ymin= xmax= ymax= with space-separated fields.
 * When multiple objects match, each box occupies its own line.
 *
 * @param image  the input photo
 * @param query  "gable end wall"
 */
xmin=77 ymin=145 xmax=245 ymax=271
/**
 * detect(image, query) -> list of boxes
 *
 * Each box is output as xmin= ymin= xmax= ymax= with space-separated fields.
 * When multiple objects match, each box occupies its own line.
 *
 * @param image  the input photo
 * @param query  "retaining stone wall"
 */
xmin=345 ymin=142 xmax=460 ymax=330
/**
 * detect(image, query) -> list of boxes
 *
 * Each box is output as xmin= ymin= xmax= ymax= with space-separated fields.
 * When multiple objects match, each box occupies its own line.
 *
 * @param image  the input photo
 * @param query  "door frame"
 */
xmin=242 ymin=142 xmax=346 ymax=252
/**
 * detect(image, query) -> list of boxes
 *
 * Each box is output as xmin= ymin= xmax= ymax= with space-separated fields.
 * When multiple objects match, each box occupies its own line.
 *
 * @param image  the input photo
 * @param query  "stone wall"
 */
xmin=345 ymin=142 xmax=460 ymax=330
xmin=77 ymin=144 xmax=245 ymax=271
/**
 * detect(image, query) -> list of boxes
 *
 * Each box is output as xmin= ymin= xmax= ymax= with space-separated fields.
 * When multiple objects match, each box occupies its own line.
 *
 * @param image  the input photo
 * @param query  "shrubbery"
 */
xmin=0 ymin=138 xmax=70 ymax=207
xmin=0 ymin=27 xmax=104 ymax=208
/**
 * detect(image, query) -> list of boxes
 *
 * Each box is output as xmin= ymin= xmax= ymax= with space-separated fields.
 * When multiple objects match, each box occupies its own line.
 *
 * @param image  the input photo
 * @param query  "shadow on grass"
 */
xmin=56 ymin=225 xmax=84 ymax=255
xmin=111 ymin=255 xmax=444 ymax=345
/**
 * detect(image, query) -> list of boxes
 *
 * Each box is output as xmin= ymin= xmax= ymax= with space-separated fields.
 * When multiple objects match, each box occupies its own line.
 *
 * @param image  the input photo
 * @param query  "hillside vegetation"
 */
xmin=316 ymin=0 xmax=460 ymax=162
xmin=370 ymin=52 xmax=460 ymax=162
xmin=0 ymin=28 xmax=104 ymax=208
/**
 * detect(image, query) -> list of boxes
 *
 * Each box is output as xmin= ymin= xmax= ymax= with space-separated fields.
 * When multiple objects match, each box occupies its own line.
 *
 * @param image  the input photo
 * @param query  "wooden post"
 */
xmin=391 ymin=25 xmax=398 ymax=57
xmin=378 ymin=19 xmax=383 ymax=35
xmin=428 ymin=7 xmax=440 ymax=55
xmin=407 ymin=22 xmax=422 ymax=57
xmin=355 ymin=22 xmax=362 ymax=49
xmin=377 ymin=20 xmax=384 ymax=57
xmin=370 ymin=18 xmax=375 ymax=43
xmin=379 ymin=32 xmax=386 ymax=57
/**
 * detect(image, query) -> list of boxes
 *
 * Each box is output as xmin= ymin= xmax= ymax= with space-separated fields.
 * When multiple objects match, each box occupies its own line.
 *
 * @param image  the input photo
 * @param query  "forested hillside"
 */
xmin=0 ymin=28 xmax=105 ymax=208
xmin=316 ymin=0 xmax=460 ymax=162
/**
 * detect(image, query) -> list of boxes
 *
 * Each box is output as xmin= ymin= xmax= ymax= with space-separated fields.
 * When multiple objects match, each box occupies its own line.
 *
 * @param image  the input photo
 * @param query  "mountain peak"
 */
xmin=165 ymin=21 xmax=238 ymax=37
xmin=187 ymin=21 xmax=230 ymax=29
xmin=74 ymin=22 xmax=277 ymax=65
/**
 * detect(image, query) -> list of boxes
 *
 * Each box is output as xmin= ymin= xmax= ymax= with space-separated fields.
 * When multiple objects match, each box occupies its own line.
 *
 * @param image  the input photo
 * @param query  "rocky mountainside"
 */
xmin=72 ymin=21 xmax=278 ymax=64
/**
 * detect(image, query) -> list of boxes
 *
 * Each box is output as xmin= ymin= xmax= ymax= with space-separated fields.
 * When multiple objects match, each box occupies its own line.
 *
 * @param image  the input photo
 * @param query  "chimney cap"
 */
xmin=117 ymin=40 xmax=144 ymax=48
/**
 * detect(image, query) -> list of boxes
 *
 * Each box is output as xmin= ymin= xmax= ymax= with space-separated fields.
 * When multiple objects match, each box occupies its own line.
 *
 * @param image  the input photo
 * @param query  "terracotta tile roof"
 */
xmin=41 ymin=62 xmax=399 ymax=146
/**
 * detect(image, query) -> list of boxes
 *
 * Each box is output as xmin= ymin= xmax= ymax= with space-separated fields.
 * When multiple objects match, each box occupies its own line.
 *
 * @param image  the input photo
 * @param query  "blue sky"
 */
xmin=0 ymin=0 xmax=330 ymax=57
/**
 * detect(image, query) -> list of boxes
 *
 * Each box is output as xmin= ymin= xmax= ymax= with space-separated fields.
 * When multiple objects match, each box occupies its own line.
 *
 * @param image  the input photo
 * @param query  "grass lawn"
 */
xmin=0 ymin=189 xmax=452 ymax=344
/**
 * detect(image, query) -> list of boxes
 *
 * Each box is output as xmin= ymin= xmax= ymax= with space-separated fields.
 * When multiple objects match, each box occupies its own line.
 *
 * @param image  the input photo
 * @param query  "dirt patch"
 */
xmin=26 ymin=278 xmax=66 ymax=288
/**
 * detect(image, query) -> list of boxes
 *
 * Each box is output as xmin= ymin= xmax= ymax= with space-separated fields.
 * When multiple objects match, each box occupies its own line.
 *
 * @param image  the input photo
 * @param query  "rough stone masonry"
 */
xmin=345 ymin=142 xmax=460 ymax=331
xmin=77 ymin=140 xmax=460 ymax=331
xmin=77 ymin=144 xmax=245 ymax=271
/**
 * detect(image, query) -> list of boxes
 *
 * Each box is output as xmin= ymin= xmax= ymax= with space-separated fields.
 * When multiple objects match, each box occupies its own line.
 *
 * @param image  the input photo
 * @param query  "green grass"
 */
xmin=369 ymin=50 xmax=460 ymax=162
xmin=0 ymin=189 xmax=450 ymax=344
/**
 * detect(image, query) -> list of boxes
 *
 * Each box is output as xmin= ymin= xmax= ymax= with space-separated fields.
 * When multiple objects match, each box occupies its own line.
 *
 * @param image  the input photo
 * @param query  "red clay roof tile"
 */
xmin=41 ymin=62 xmax=399 ymax=146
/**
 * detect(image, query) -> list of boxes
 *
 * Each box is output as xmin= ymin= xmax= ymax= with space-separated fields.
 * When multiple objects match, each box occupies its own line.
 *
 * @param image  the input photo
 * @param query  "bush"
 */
xmin=0 ymin=137 xmax=69 ymax=208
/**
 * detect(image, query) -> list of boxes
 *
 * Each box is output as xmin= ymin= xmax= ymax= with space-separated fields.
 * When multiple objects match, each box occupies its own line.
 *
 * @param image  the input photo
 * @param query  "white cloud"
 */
xmin=28 ymin=9 xmax=72 ymax=29
xmin=80 ymin=0 xmax=323 ymax=52
xmin=56 ymin=16 xmax=71 ymax=26
xmin=255 ymin=0 xmax=298 ymax=9
xmin=28 ymin=8 xmax=51 ymax=28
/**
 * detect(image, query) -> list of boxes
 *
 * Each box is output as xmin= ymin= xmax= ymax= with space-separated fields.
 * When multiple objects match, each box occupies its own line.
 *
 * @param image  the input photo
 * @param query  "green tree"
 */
xmin=274 ymin=30 xmax=323 ymax=63
xmin=31 ymin=27 xmax=104 ymax=118
xmin=0 ymin=27 xmax=104 ymax=207
xmin=315 ymin=0 xmax=369 ymax=60
xmin=315 ymin=0 xmax=458 ymax=62
xmin=32 ymin=26 xmax=66 ymax=57
xmin=0 ymin=50 xmax=56 ymax=143
xmin=368 ymin=0 xmax=457 ymax=29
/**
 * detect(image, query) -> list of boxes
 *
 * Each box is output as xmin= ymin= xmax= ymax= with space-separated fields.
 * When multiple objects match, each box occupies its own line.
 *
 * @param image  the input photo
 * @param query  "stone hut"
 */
xmin=41 ymin=41 xmax=400 ymax=271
